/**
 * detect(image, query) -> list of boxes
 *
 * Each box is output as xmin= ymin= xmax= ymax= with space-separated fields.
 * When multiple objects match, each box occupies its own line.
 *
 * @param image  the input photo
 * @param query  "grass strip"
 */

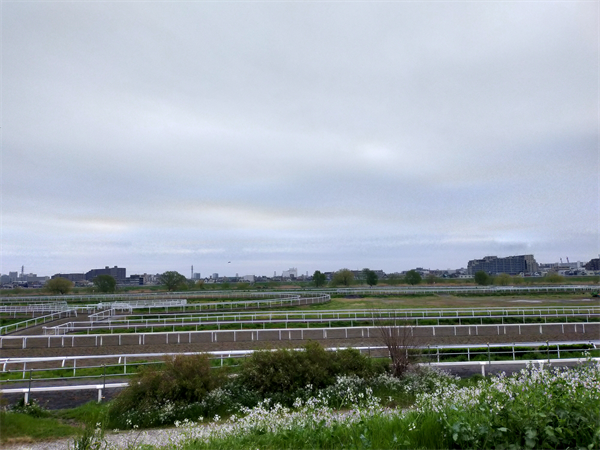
xmin=0 ymin=412 xmax=78 ymax=443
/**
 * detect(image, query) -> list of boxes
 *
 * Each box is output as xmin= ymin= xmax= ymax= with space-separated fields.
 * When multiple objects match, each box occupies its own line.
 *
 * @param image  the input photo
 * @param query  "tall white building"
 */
xmin=282 ymin=268 xmax=298 ymax=279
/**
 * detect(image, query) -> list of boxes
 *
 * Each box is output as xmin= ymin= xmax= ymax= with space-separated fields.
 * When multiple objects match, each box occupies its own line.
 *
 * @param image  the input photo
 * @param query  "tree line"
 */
xmin=43 ymin=268 xmax=574 ymax=294
xmin=313 ymin=268 xmax=422 ymax=288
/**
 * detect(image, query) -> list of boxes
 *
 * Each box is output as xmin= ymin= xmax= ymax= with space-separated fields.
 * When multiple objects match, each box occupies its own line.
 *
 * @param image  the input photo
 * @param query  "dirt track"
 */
xmin=2 ymin=325 xmax=595 ymax=360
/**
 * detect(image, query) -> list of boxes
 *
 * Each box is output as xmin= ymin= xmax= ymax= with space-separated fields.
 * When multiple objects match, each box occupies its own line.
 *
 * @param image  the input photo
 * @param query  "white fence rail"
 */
xmin=42 ymin=314 xmax=600 ymax=336
xmin=41 ymin=305 xmax=600 ymax=335
xmin=2 ymin=340 xmax=597 ymax=371
xmin=0 ymin=302 xmax=69 ymax=313
xmin=2 ymin=321 xmax=598 ymax=349
xmin=0 ymin=310 xmax=78 ymax=336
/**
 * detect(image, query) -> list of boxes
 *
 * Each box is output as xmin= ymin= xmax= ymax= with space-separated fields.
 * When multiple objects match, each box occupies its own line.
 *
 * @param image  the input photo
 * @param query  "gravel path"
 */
xmin=1 ymin=426 xmax=190 ymax=450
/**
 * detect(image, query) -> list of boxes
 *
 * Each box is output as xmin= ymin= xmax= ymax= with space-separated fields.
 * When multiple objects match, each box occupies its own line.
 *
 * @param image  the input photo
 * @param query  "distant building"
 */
xmin=126 ymin=275 xmax=144 ymax=285
xmin=585 ymin=258 xmax=599 ymax=271
xmin=467 ymin=255 xmax=538 ymax=275
xmin=52 ymin=273 xmax=86 ymax=282
xmin=85 ymin=266 xmax=126 ymax=282
xmin=19 ymin=273 xmax=48 ymax=283
xmin=282 ymin=268 xmax=298 ymax=279
xmin=539 ymin=261 xmax=583 ymax=274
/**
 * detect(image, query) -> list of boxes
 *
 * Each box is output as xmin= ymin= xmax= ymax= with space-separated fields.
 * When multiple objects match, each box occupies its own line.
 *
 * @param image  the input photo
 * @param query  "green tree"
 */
xmin=331 ymin=269 xmax=354 ymax=287
xmin=363 ymin=269 xmax=378 ymax=287
xmin=474 ymin=271 xmax=491 ymax=286
xmin=404 ymin=270 xmax=422 ymax=285
xmin=494 ymin=273 xmax=512 ymax=286
xmin=312 ymin=270 xmax=327 ymax=288
xmin=93 ymin=274 xmax=117 ymax=293
xmin=45 ymin=277 xmax=73 ymax=295
xmin=159 ymin=271 xmax=187 ymax=291
xmin=194 ymin=279 xmax=205 ymax=289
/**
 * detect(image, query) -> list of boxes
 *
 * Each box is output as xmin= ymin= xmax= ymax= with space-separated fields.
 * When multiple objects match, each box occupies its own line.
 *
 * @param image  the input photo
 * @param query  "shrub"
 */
xmin=404 ymin=270 xmax=422 ymax=285
xmin=545 ymin=272 xmax=565 ymax=283
xmin=238 ymin=342 xmax=383 ymax=402
xmin=474 ymin=271 xmax=491 ymax=285
xmin=378 ymin=325 xmax=416 ymax=377
xmin=9 ymin=398 xmax=50 ymax=418
xmin=493 ymin=273 xmax=512 ymax=286
xmin=109 ymin=353 xmax=227 ymax=428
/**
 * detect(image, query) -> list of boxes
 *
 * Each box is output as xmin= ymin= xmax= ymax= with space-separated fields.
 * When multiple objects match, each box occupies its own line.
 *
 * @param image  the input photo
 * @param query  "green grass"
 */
xmin=0 ymin=411 xmax=79 ymax=443
xmin=53 ymin=401 xmax=110 ymax=424
xmin=0 ymin=317 xmax=31 ymax=327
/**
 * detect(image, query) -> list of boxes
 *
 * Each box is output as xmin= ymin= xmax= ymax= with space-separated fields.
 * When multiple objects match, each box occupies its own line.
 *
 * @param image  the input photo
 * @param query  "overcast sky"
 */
xmin=1 ymin=1 xmax=598 ymax=278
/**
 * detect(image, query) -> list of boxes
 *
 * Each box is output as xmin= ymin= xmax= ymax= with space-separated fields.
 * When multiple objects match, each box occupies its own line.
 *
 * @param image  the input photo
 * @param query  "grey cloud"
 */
xmin=2 ymin=1 xmax=597 ymax=276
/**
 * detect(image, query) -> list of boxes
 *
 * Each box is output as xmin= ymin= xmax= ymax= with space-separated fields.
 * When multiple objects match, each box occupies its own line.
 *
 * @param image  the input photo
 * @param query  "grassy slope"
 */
xmin=0 ymin=412 xmax=78 ymax=443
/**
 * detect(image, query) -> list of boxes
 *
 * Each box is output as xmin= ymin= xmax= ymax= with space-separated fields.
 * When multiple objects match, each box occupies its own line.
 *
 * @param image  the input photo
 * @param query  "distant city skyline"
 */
xmin=2 ymin=2 xmax=597 ymax=278
xmin=1 ymin=252 xmax=597 ymax=280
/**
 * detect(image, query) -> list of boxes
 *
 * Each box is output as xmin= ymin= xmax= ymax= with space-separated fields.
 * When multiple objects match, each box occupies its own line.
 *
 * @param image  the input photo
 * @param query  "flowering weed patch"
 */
xmin=76 ymin=353 xmax=599 ymax=449
xmin=416 ymin=360 xmax=600 ymax=449
xmin=157 ymin=369 xmax=456 ymax=449
xmin=169 ymin=362 xmax=599 ymax=449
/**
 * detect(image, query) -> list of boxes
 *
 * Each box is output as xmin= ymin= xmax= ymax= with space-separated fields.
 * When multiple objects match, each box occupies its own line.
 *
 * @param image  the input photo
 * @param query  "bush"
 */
xmin=238 ymin=342 xmax=384 ymax=403
xmin=545 ymin=272 xmax=565 ymax=283
xmin=9 ymin=398 xmax=49 ymax=418
xmin=109 ymin=353 xmax=227 ymax=428
xmin=493 ymin=273 xmax=512 ymax=286
xmin=404 ymin=270 xmax=422 ymax=285
xmin=474 ymin=271 xmax=491 ymax=286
